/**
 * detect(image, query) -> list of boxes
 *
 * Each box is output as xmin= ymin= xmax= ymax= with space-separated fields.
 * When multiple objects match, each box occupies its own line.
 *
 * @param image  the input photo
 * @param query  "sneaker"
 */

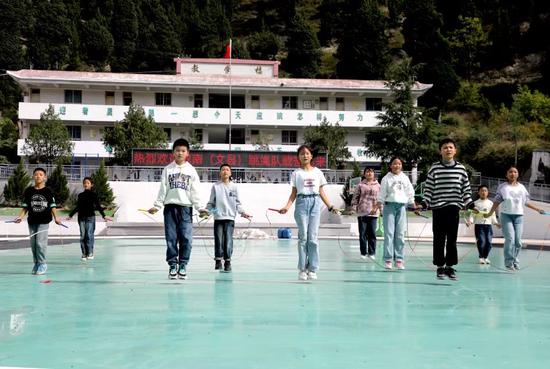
xmin=445 ymin=266 xmax=457 ymax=280
xmin=384 ymin=261 xmax=393 ymax=269
xmin=307 ymin=271 xmax=318 ymax=280
xmin=484 ymin=258 xmax=491 ymax=264
xmin=436 ymin=267 xmax=446 ymax=279
xmin=513 ymin=263 xmax=520 ymax=271
xmin=87 ymin=253 xmax=94 ymax=260
xmin=215 ymin=260 xmax=222 ymax=270
xmin=31 ymin=263 xmax=38 ymax=275
xmin=178 ymin=265 xmax=188 ymax=279
xmin=360 ymin=254 xmax=367 ymax=260
xmin=368 ymin=255 xmax=376 ymax=260
xmin=81 ymin=255 xmax=87 ymax=261
xmin=479 ymin=258 xmax=486 ymax=264
xmin=36 ymin=263 xmax=47 ymax=275
xmin=395 ymin=261 xmax=405 ymax=270
xmin=298 ymin=271 xmax=308 ymax=280
xmin=168 ymin=265 xmax=178 ymax=279
xmin=505 ymin=265 xmax=516 ymax=271
xmin=223 ymin=260 xmax=232 ymax=272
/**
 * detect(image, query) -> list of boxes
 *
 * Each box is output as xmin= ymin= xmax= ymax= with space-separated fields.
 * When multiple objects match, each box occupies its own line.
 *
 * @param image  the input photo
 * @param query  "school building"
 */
xmin=7 ymin=58 xmax=432 ymax=167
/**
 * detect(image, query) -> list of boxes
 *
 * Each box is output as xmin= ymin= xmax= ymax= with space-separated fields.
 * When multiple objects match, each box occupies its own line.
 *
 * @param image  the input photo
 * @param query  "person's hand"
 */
xmin=538 ymin=209 xmax=546 ymax=215
xmin=65 ymin=216 xmax=72 ymax=221
xmin=14 ymin=217 xmax=22 ymax=224
xmin=465 ymin=220 xmax=472 ymax=227
xmin=495 ymin=223 xmax=501 ymax=229
xmin=148 ymin=207 xmax=158 ymax=214
xmin=470 ymin=208 xmax=479 ymax=214
xmin=104 ymin=216 xmax=113 ymax=222
xmin=241 ymin=213 xmax=252 ymax=220
xmin=279 ymin=207 xmax=289 ymax=214
xmin=483 ymin=212 xmax=491 ymax=218
xmin=328 ymin=206 xmax=340 ymax=214
xmin=198 ymin=209 xmax=209 ymax=218
xmin=54 ymin=218 xmax=62 ymax=225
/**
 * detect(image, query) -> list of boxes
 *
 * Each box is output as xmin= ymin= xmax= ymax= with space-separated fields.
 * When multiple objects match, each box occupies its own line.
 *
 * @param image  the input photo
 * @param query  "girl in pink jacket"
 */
xmin=351 ymin=167 xmax=381 ymax=259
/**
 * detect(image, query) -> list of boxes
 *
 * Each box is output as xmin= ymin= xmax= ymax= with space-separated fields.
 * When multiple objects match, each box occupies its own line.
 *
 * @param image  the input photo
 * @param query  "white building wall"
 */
xmin=83 ymin=90 xmax=105 ymax=105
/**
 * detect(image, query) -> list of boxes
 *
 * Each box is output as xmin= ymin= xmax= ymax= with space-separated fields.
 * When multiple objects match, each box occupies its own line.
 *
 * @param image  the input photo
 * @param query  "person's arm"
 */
xmin=14 ymin=208 xmax=28 ymax=223
xmin=67 ymin=194 xmax=79 ymax=219
xmin=485 ymin=201 xmax=501 ymax=218
xmin=279 ymin=187 xmax=297 ymax=214
xmin=234 ymin=186 xmax=251 ymax=219
xmin=206 ymin=184 xmax=216 ymax=213
xmin=351 ymin=184 xmax=361 ymax=208
xmin=149 ymin=168 xmax=167 ymax=214
xmin=319 ymin=185 xmax=338 ymax=213
xmin=377 ymin=176 xmax=387 ymax=208
xmin=526 ymin=202 xmax=545 ymax=214
xmin=422 ymin=167 xmax=435 ymax=209
xmin=51 ymin=207 xmax=62 ymax=225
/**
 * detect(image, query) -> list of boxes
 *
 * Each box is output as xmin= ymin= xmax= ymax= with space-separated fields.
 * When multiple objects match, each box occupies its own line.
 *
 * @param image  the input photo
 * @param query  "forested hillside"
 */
xmin=1 ymin=0 xmax=550 ymax=175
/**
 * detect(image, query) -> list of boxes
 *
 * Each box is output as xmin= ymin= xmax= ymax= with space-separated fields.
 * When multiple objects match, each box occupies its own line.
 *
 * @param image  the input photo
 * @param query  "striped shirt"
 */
xmin=423 ymin=161 xmax=473 ymax=210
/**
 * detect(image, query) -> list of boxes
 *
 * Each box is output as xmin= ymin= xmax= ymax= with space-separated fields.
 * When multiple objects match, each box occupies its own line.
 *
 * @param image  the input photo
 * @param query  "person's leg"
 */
xmin=443 ymin=206 xmax=460 ymax=267
xmin=177 ymin=207 xmax=193 ymax=268
xmin=366 ymin=216 xmax=377 ymax=256
xmin=474 ymin=224 xmax=484 ymax=259
xmin=393 ymin=204 xmax=406 ymax=263
xmin=432 ymin=208 xmax=447 ymax=278
xmin=512 ymin=215 xmax=524 ymax=268
xmin=485 ymin=225 xmax=493 ymax=260
xmin=357 ymin=216 xmax=367 ymax=256
xmin=224 ymin=220 xmax=235 ymax=261
xmin=86 ymin=217 xmax=96 ymax=256
xmin=500 ymin=213 xmax=515 ymax=268
xmin=28 ymin=224 xmax=39 ymax=272
xmin=78 ymin=220 xmax=87 ymax=257
xmin=294 ymin=198 xmax=308 ymax=273
xmin=163 ymin=206 xmax=178 ymax=267
xmin=383 ymin=204 xmax=396 ymax=264
xmin=306 ymin=197 xmax=321 ymax=273
xmin=213 ymin=220 xmax=224 ymax=261
xmin=34 ymin=224 xmax=49 ymax=274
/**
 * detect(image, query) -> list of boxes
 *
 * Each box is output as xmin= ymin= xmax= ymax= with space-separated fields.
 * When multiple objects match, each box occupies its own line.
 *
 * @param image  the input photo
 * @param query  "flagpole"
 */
xmin=228 ymin=38 xmax=232 ymax=152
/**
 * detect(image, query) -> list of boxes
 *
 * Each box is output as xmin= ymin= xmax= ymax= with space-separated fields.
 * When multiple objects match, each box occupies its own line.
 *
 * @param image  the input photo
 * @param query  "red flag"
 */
xmin=223 ymin=41 xmax=231 ymax=58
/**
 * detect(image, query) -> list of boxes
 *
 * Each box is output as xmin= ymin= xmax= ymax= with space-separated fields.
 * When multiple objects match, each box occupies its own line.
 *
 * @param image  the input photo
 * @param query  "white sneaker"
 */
xmin=307 ymin=271 xmax=318 ymax=280
xmin=479 ymin=258 xmax=486 ymax=264
xmin=298 ymin=271 xmax=308 ymax=280
xmin=484 ymin=258 xmax=490 ymax=264
xmin=368 ymin=255 xmax=376 ymax=260
xmin=81 ymin=255 xmax=87 ymax=261
xmin=360 ymin=255 xmax=367 ymax=260
xmin=384 ymin=261 xmax=393 ymax=269
xmin=87 ymin=253 xmax=94 ymax=260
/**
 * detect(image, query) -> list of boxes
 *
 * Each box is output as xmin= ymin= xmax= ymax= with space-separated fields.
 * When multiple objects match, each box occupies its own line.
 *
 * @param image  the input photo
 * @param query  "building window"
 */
xmin=163 ymin=128 xmax=171 ymax=141
xmin=335 ymin=97 xmax=345 ymax=111
xmin=282 ymin=96 xmax=297 ymax=109
xmin=155 ymin=92 xmax=172 ymax=106
xmin=365 ymin=98 xmax=383 ymax=111
xmin=193 ymin=128 xmax=203 ymax=142
xmin=30 ymin=89 xmax=41 ymax=103
xmin=123 ymin=92 xmax=133 ymax=106
xmin=282 ymin=130 xmax=297 ymax=144
xmin=319 ymin=97 xmax=328 ymax=110
xmin=64 ymin=90 xmax=82 ymax=104
xmin=251 ymin=95 xmax=260 ymax=109
xmin=66 ymin=125 xmax=81 ymax=140
xmin=105 ymin=91 xmax=115 ymax=105
xmin=194 ymin=94 xmax=203 ymax=108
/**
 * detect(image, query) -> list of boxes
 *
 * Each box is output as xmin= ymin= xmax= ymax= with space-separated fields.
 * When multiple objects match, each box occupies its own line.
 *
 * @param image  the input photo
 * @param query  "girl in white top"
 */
xmin=377 ymin=157 xmax=415 ymax=270
xmin=278 ymin=145 xmax=338 ymax=281
xmin=466 ymin=185 xmax=500 ymax=264
xmin=485 ymin=166 xmax=544 ymax=270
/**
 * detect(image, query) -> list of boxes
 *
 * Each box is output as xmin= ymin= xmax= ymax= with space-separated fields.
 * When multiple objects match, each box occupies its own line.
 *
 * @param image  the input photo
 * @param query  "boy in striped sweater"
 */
xmin=422 ymin=138 xmax=476 ymax=280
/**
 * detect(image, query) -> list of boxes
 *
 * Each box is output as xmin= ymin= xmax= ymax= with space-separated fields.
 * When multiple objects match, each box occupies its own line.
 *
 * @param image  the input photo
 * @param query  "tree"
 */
xmin=46 ymin=163 xmax=70 ymax=207
xmin=363 ymin=58 xmax=438 ymax=170
xmin=246 ymin=31 xmax=281 ymax=60
xmin=318 ymin=0 xmax=346 ymax=45
xmin=80 ymin=12 xmax=114 ymax=69
xmin=24 ymin=105 xmax=74 ymax=164
xmin=336 ymin=0 xmax=389 ymax=80
xmin=285 ymin=13 xmax=321 ymax=78
xmin=448 ymin=16 xmax=489 ymax=79
xmin=91 ymin=161 xmax=115 ymax=209
xmin=303 ymin=118 xmax=351 ymax=168
xmin=102 ymin=103 xmax=168 ymax=165
xmin=111 ymin=0 xmax=138 ymax=71
xmin=0 ymin=118 xmax=19 ymax=163
xmin=2 ymin=159 xmax=31 ymax=206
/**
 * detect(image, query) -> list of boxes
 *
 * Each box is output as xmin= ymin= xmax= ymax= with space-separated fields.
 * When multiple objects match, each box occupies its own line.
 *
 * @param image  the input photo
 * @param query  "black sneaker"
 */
xmin=215 ymin=260 xmax=222 ymax=270
xmin=445 ymin=266 xmax=457 ymax=280
xmin=224 ymin=260 xmax=232 ymax=272
xmin=436 ymin=267 xmax=446 ymax=279
xmin=178 ymin=264 xmax=187 ymax=280
xmin=168 ymin=265 xmax=178 ymax=280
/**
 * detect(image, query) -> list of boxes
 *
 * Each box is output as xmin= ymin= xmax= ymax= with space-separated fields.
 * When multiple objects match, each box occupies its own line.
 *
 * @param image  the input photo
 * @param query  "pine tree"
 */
xmin=80 ymin=12 xmax=114 ymax=69
xmin=246 ymin=31 xmax=281 ymax=60
xmin=303 ymin=118 xmax=351 ymax=169
xmin=46 ymin=163 xmax=70 ymax=207
xmin=2 ymin=160 xmax=31 ymax=207
xmin=111 ymin=0 xmax=138 ymax=71
xmin=91 ymin=161 xmax=115 ymax=209
xmin=285 ymin=13 xmax=321 ymax=78
xmin=336 ymin=0 xmax=389 ymax=80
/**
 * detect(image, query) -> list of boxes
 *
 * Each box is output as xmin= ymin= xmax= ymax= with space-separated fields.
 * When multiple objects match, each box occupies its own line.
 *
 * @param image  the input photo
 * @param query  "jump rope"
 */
xmin=3 ymin=220 xmax=69 ymax=242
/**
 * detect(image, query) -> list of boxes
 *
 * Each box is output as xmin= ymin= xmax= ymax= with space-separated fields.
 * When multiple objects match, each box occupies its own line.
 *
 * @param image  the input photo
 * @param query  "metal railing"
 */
xmin=479 ymin=176 xmax=550 ymax=203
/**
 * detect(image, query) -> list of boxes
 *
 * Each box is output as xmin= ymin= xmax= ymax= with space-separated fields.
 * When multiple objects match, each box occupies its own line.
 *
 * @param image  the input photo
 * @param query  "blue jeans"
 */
xmin=78 ymin=216 xmax=96 ymax=256
xmin=164 ymin=205 xmax=193 ymax=267
xmin=214 ymin=219 xmax=235 ymax=261
xmin=28 ymin=223 xmax=49 ymax=264
xmin=382 ymin=202 xmax=406 ymax=262
xmin=474 ymin=224 xmax=493 ymax=259
xmin=500 ymin=213 xmax=523 ymax=267
xmin=358 ymin=216 xmax=377 ymax=256
xmin=294 ymin=196 xmax=321 ymax=272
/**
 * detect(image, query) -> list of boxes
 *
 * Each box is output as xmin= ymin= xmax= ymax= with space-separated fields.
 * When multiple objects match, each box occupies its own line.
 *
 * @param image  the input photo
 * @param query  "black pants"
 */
xmin=358 ymin=216 xmax=377 ymax=256
xmin=432 ymin=205 xmax=460 ymax=267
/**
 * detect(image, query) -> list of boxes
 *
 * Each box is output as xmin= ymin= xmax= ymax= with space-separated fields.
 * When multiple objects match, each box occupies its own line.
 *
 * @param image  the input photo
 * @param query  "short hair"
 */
xmin=389 ymin=156 xmax=403 ymax=166
xmin=439 ymin=138 xmax=456 ymax=149
xmin=83 ymin=177 xmax=93 ymax=184
xmin=33 ymin=167 xmax=46 ymax=175
xmin=296 ymin=144 xmax=314 ymax=157
xmin=219 ymin=163 xmax=231 ymax=171
xmin=173 ymin=138 xmax=190 ymax=151
xmin=363 ymin=166 xmax=375 ymax=174
xmin=478 ymin=184 xmax=488 ymax=192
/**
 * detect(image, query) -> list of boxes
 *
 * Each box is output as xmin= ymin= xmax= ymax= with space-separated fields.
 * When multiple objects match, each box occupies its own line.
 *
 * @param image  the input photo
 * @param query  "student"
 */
xmin=66 ymin=177 xmax=113 ymax=260
xmin=422 ymin=138 xmax=475 ymax=280
xmin=466 ymin=185 xmax=500 ymax=264
xmin=351 ymin=167 xmax=380 ymax=260
xmin=485 ymin=166 xmax=545 ymax=270
xmin=206 ymin=163 xmax=251 ymax=272
xmin=377 ymin=157 xmax=415 ymax=270
xmin=278 ymin=145 xmax=339 ymax=281
xmin=148 ymin=138 xmax=207 ymax=280
xmin=14 ymin=167 xmax=62 ymax=275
